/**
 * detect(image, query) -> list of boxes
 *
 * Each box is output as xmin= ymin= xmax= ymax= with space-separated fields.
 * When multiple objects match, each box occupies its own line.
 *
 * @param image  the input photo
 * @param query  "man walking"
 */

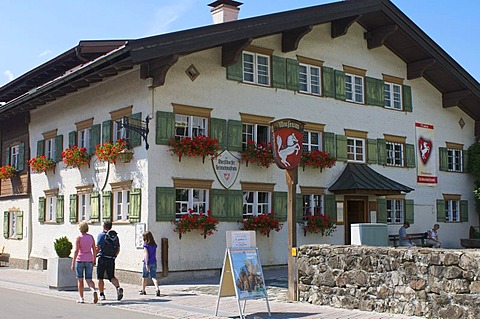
xmin=97 ymin=221 xmax=123 ymax=301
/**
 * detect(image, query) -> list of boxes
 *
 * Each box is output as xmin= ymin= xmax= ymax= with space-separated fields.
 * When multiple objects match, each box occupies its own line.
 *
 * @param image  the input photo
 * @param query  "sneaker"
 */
xmin=117 ymin=287 xmax=124 ymax=301
xmin=156 ymin=289 xmax=161 ymax=297
xmin=139 ymin=290 xmax=146 ymax=295
xmin=93 ymin=291 xmax=98 ymax=304
xmin=99 ymin=293 xmax=106 ymax=301
xmin=76 ymin=298 xmax=84 ymax=303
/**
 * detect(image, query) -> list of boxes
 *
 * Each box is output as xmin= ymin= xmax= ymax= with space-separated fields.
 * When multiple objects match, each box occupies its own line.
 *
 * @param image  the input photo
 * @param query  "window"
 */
xmin=242 ymin=123 xmax=269 ymax=150
xmin=113 ymin=190 xmax=130 ymax=221
xmin=45 ymin=138 xmax=56 ymax=161
xmin=175 ymin=188 xmax=208 ymax=219
xmin=299 ymin=64 xmax=321 ymax=95
xmin=175 ymin=115 xmax=208 ymax=138
xmin=386 ymin=142 xmax=404 ymax=167
xmin=243 ymin=191 xmax=271 ymax=218
xmin=46 ymin=195 xmax=57 ymax=222
xmin=347 ymin=137 xmax=365 ymax=162
xmin=8 ymin=212 xmax=17 ymax=238
xmin=386 ymin=199 xmax=404 ymax=224
xmin=447 ymin=148 xmax=463 ymax=172
xmin=445 ymin=199 xmax=460 ymax=222
xmin=243 ymin=51 xmax=270 ymax=86
xmin=77 ymin=128 xmax=90 ymax=150
xmin=79 ymin=193 xmax=91 ymax=221
xmin=384 ymin=82 xmax=402 ymax=110
xmin=10 ymin=145 xmax=20 ymax=170
xmin=302 ymin=194 xmax=324 ymax=217
xmin=302 ymin=131 xmax=322 ymax=152
xmin=345 ymin=73 xmax=364 ymax=103
xmin=4 ymin=211 xmax=23 ymax=239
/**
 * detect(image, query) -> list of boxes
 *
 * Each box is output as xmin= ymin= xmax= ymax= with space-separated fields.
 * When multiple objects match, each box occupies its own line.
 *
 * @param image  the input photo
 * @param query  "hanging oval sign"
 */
xmin=212 ymin=150 xmax=240 ymax=189
xmin=270 ymin=118 xmax=304 ymax=170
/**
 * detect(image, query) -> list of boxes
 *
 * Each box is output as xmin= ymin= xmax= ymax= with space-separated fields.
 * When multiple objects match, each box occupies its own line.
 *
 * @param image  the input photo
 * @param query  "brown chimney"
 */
xmin=208 ymin=0 xmax=243 ymax=24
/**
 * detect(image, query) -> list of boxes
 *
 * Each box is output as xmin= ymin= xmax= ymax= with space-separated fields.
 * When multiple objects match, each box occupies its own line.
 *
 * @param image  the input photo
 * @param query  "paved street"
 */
xmin=0 ymin=267 xmax=422 ymax=319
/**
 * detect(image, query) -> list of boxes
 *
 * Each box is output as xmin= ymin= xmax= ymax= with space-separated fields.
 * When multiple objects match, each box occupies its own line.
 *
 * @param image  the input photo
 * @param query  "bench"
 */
xmin=0 ymin=246 xmax=10 ymax=266
xmin=389 ymin=233 xmax=433 ymax=248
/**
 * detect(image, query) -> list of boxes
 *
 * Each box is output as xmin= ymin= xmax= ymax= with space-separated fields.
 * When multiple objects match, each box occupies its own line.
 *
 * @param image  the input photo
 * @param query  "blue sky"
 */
xmin=1 ymin=0 xmax=479 ymax=87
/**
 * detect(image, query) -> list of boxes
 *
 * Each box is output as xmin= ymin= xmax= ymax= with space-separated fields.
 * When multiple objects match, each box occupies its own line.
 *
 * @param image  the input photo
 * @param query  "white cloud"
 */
xmin=39 ymin=50 xmax=52 ymax=57
xmin=3 ymin=70 xmax=14 ymax=81
xmin=147 ymin=0 xmax=195 ymax=35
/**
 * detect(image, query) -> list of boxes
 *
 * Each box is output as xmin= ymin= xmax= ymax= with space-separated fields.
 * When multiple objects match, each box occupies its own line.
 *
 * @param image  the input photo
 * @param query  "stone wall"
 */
xmin=297 ymin=245 xmax=480 ymax=319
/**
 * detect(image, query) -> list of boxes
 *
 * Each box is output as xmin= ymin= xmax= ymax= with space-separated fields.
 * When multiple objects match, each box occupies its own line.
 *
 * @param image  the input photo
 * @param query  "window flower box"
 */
xmin=62 ymin=146 xmax=90 ymax=168
xmin=168 ymin=135 xmax=220 ymax=163
xmin=241 ymin=212 xmax=283 ymax=237
xmin=240 ymin=140 xmax=275 ymax=168
xmin=300 ymin=150 xmax=336 ymax=171
xmin=173 ymin=209 xmax=219 ymax=239
xmin=28 ymin=156 xmax=56 ymax=174
xmin=0 ymin=165 xmax=17 ymax=180
xmin=95 ymin=139 xmax=127 ymax=164
xmin=302 ymin=213 xmax=336 ymax=236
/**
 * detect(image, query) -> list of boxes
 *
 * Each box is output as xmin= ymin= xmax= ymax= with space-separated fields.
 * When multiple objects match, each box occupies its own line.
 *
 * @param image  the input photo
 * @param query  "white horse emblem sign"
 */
xmin=271 ymin=119 xmax=304 ymax=170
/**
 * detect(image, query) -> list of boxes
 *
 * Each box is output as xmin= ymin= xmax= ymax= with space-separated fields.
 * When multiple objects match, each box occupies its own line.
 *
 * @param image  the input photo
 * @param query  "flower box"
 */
xmin=302 ymin=213 xmax=336 ymax=236
xmin=241 ymin=212 xmax=283 ymax=237
xmin=95 ymin=139 xmax=127 ymax=164
xmin=173 ymin=209 xmax=219 ymax=239
xmin=240 ymin=140 xmax=274 ymax=168
xmin=300 ymin=150 xmax=336 ymax=171
xmin=0 ymin=165 xmax=17 ymax=180
xmin=62 ymin=146 xmax=90 ymax=168
xmin=168 ymin=135 xmax=220 ymax=162
xmin=29 ymin=156 xmax=56 ymax=174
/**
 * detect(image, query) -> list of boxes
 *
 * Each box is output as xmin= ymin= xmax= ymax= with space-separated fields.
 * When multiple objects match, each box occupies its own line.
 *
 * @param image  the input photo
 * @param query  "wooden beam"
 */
xmin=331 ymin=16 xmax=360 ymax=38
xmin=364 ymin=24 xmax=398 ymax=49
xmin=443 ymin=89 xmax=471 ymax=108
xmin=84 ymin=74 xmax=104 ymax=83
xmin=282 ymin=26 xmax=313 ymax=52
xmin=97 ymin=68 xmax=118 ymax=77
xmin=140 ymin=55 xmax=180 ymax=87
xmin=221 ymin=38 xmax=252 ymax=67
xmin=407 ymin=58 xmax=436 ymax=79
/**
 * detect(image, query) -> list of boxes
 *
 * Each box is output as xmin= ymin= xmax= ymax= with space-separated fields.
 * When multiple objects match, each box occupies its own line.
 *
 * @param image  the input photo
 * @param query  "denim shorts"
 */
xmin=75 ymin=261 xmax=94 ymax=279
xmin=142 ymin=262 xmax=157 ymax=279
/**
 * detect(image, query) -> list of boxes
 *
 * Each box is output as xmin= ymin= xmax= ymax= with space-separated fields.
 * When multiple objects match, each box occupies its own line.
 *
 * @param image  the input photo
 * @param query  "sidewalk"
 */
xmin=0 ymin=266 xmax=422 ymax=319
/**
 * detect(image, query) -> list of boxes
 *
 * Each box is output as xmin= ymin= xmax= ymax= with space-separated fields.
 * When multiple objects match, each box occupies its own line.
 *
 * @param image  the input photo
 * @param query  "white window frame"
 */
xmin=113 ymin=190 xmax=130 ymax=221
xmin=347 ymin=137 xmax=365 ymax=163
xmin=77 ymin=128 xmax=90 ymax=150
xmin=175 ymin=115 xmax=208 ymax=138
xmin=45 ymin=138 xmax=56 ymax=161
xmin=386 ymin=199 xmax=404 ymax=224
xmin=46 ymin=196 xmax=57 ymax=222
xmin=242 ymin=123 xmax=270 ymax=150
xmin=299 ymin=64 xmax=321 ymax=95
xmin=10 ymin=144 xmax=20 ymax=170
xmin=345 ymin=73 xmax=364 ymax=104
xmin=447 ymin=148 xmax=463 ymax=172
xmin=114 ymin=118 xmax=129 ymax=141
xmin=243 ymin=191 xmax=271 ymax=218
xmin=79 ymin=193 xmax=91 ymax=222
xmin=243 ymin=51 xmax=270 ymax=86
xmin=386 ymin=141 xmax=404 ymax=167
xmin=445 ymin=199 xmax=460 ymax=222
xmin=175 ymin=188 xmax=209 ymax=219
xmin=8 ymin=211 xmax=17 ymax=239
xmin=302 ymin=131 xmax=322 ymax=152
xmin=302 ymin=194 xmax=324 ymax=218
xmin=384 ymin=82 xmax=402 ymax=110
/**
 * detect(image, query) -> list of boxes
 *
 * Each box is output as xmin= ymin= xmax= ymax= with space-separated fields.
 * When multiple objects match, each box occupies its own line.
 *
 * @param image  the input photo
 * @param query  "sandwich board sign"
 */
xmin=214 ymin=231 xmax=271 ymax=318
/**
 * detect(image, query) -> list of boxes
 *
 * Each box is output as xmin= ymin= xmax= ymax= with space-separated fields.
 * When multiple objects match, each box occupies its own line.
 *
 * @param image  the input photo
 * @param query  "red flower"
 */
xmin=62 ymin=146 xmax=90 ymax=168
xmin=28 ymin=156 xmax=56 ymax=173
xmin=241 ymin=140 xmax=275 ymax=168
xmin=0 ymin=165 xmax=17 ymax=180
xmin=300 ymin=150 xmax=336 ymax=171
xmin=172 ymin=209 xmax=219 ymax=239
xmin=303 ymin=213 xmax=336 ymax=236
xmin=168 ymin=135 xmax=220 ymax=162
xmin=95 ymin=139 xmax=127 ymax=164
xmin=241 ymin=212 xmax=283 ymax=237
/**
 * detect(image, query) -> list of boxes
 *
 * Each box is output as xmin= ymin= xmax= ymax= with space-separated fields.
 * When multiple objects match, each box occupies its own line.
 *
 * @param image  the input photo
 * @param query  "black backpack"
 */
xmin=101 ymin=230 xmax=119 ymax=257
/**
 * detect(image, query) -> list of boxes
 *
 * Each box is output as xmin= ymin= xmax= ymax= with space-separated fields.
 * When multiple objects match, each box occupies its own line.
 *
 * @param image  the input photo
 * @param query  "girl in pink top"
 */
xmin=71 ymin=221 xmax=98 ymax=303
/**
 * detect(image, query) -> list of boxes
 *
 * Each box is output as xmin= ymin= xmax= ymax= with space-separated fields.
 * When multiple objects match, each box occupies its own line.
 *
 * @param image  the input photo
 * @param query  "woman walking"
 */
xmin=139 ymin=231 xmax=161 ymax=296
xmin=71 ymin=221 xmax=98 ymax=303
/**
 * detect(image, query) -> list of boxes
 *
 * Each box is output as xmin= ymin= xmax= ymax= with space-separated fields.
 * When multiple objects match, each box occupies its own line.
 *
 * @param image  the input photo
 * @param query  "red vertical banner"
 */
xmin=270 ymin=119 xmax=304 ymax=170
xmin=415 ymin=122 xmax=437 ymax=185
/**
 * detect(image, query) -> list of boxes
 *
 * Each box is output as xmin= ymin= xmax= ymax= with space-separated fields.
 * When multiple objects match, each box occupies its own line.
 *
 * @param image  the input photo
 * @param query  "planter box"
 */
xmin=47 ymin=257 xmax=77 ymax=291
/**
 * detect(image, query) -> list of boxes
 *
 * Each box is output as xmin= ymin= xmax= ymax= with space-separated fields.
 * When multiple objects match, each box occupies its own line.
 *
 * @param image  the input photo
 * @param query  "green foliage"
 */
xmin=54 ymin=236 xmax=73 ymax=258
xmin=468 ymin=143 xmax=480 ymax=213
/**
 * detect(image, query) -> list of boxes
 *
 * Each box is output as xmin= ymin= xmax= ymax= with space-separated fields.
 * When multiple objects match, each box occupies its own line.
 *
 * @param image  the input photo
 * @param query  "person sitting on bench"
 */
xmin=399 ymin=222 xmax=414 ymax=246
xmin=426 ymin=224 xmax=442 ymax=248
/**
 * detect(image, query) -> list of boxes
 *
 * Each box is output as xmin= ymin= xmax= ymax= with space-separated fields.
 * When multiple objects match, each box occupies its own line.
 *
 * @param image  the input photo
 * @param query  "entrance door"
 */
xmin=345 ymin=197 xmax=368 ymax=244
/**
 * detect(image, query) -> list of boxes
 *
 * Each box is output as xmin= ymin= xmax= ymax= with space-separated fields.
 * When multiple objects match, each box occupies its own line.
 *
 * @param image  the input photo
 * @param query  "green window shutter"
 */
xmin=367 ymin=139 xmax=377 ymax=164
xmin=377 ymin=198 xmax=387 ymax=223
xmin=439 ymin=147 xmax=448 ymax=171
xmin=227 ymin=189 xmax=244 ymax=221
xmin=324 ymin=194 xmax=336 ymax=222
xmin=322 ymin=67 xmax=335 ymax=98
xmin=102 ymin=191 xmax=112 ymax=222
xmin=3 ymin=212 xmax=8 ymax=238
xmin=460 ymin=200 xmax=468 ymax=222
xmin=155 ymin=111 xmax=175 ymax=145
xmin=69 ymin=194 xmax=78 ymax=223
xmin=226 ymin=59 xmax=243 ymax=82
xmin=68 ymin=131 xmax=77 ymax=148
xmin=323 ymin=132 xmax=335 ymax=157
xmin=462 ymin=150 xmax=468 ymax=173
xmin=90 ymin=192 xmax=100 ymax=223
xmin=403 ymin=85 xmax=413 ymax=112
xmin=129 ymin=188 xmax=141 ymax=223
xmin=38 ymin=197 xmax=45 ymax=222
xmin=286 ymin=58 xmax=300 ymax=91
xmin=296 ymin=194 xmax=304 ymax=223
xmin=336 ymin=135 xmax=348 ymax=162
xmin=89 ymin=124 xmax=101 ymax=155
xmin=405 ymin=144 xmax=416 ymax=168
xmin=54 ymin=135 xmax=63 ymax=163
xmin=102 ymin=120 xmax=112 ymax=144
xmin=366 ymin=77 xmax=384 ymax=107
xmin=56 ymin=195 xmax=64 ymax=223
xmin=272 ymin=56 xmax=286 ymax=89
xmin=436 ymin=199 xmax=446 ymax=222
xmin=377 ymin=139 xmax=386 ymax=165
xmin=274 ymin=192 xmax=288 ymax=221
xmin=18 ymin=143 xmax=25 ymax=171
xmin=227 ymin=120 xmax=243 ymax=152
xmin=37 ymin=140 xmax=45 ymax=157
xmin=405 ymin=199 xmax=414 ymax=224
xmin=210 ymin=118 xmax=227 ymax=150
xmin=211 ymin=189 xmax=228 ymax=221
xmin=129 ymin=112 xmax=142 ymax=148
xmin=334 ymin=70 xmax=346 ymax=101
xmin=156 ymin=187 xmax=175 ymax=222
xmin=5 ymin=147 xmax=10 ymax=165
xmin=15 ymin=211 xmax=23 ymax=240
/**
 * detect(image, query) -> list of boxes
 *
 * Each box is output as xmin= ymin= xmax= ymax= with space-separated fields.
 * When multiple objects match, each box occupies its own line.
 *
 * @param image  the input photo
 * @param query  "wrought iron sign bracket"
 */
xmin=116 ymin=115 xmax=151 ymax=150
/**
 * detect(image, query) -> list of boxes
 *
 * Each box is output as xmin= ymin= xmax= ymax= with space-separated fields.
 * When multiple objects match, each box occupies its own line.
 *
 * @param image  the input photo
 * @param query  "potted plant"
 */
xmin=173 ymin=209 xmax=219 ymax=239
xmin=48 ymin=236 xmax=76 ymax=290
xmin=62 ymin=146 xmax=90 ymax=168
xmin=240 ymin=140 xmax=275 ymax=168
xmin=28 ymin=155 xmax=56 ymax=173
xmin=118 ymin=148 xmax=134 ymax=163
xmin=168 ymin=135 xmax=220 ymax=163
xmin=0 ymin=165 xmax=17 ymax=180
xmin=95 ymin=139 xmax=127 ymax=164
xmin=302 ymin=213 xmax=336 ymax=236
xmin=300 ymin=150 xmax=336 ymax=171
xmin=240 ymin=212 xmax=283 ymax=237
